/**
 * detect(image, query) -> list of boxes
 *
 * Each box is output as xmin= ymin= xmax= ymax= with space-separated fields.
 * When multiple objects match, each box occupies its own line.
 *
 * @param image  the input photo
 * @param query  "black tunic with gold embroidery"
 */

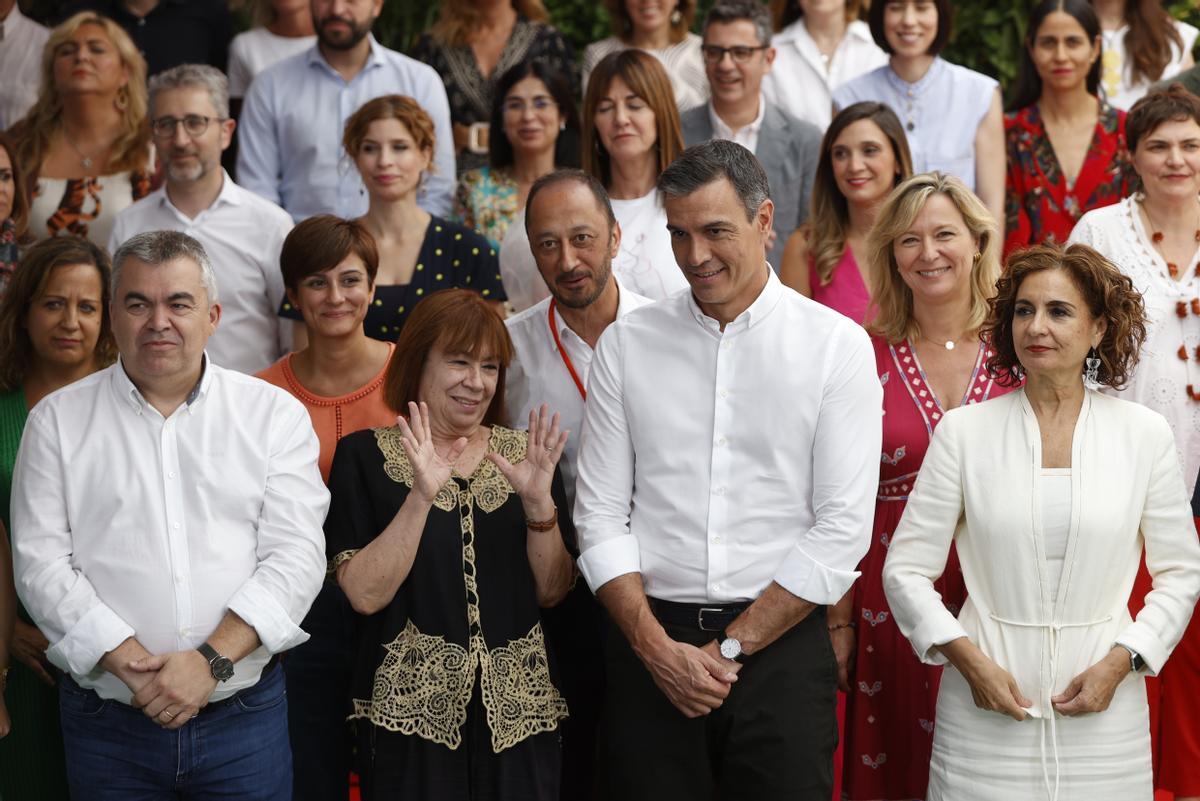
xmin=325 ymin=424 xmax=572 ymax=799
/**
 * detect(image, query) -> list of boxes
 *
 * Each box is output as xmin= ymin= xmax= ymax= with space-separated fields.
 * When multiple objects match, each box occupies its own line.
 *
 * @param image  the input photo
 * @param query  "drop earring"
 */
xmin=1084 ymin=347 xmax=1101 ymax=387
xmin=670 ymin=6 xmax=682 ymax=25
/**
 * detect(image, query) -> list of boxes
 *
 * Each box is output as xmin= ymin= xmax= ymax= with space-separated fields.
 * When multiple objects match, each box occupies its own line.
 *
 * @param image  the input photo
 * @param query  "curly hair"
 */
xmin=984 ymin=243 xmax=1147 ymax=389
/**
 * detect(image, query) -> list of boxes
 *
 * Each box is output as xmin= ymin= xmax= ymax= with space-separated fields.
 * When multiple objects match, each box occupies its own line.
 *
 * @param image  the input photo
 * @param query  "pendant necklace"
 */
xmin=62 ymin=128 xmax=97 ymax=170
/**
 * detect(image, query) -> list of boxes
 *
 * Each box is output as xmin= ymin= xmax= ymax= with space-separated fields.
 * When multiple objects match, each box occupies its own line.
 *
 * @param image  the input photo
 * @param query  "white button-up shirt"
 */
xmin=237 ymin=35 xmax=455 ymax=220
xmin=0 ymin=5 xmax=49 ymax=130
xmin=708 ymin=96 xmax=766 ymax=154
xmin=109 ymin=172 xmax=293 ymax=374
xmin=574 ymin=269 xmax=881 ymax=604
xmin=12 ymin=360 xmax=329 ymax=703
xmin=504 ymin=281 xmax=653 ymax=509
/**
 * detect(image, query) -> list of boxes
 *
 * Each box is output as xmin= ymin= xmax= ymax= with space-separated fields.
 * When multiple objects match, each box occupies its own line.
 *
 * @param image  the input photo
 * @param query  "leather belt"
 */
xmin=648 ymin=597 xmax=749 ymax=632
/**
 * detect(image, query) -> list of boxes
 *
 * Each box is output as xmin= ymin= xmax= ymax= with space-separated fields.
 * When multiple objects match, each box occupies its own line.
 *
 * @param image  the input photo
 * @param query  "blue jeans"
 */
xmin=59 ymin=662 xmax=292 ymax=800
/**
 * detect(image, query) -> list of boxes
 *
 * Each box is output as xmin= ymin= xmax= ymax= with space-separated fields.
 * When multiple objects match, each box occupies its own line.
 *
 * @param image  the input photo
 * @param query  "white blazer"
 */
xmin=883 ymin=389 xmax=1200 ymax=718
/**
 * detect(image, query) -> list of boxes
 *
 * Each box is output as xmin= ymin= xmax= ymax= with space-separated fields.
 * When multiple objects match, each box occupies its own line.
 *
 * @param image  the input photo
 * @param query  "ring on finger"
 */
xmin=161 ymin=710 xmax=175 ymax=720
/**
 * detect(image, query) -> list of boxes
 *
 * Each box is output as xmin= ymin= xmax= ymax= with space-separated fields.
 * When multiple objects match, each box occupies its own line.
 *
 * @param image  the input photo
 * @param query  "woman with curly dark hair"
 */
xmin=883 ymin=241 xmax=1200 ymax=800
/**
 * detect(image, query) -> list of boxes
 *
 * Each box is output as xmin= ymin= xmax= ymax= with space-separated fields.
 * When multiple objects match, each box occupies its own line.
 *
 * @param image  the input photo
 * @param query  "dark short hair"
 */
xmin=489 ymin=58 xmax=581 ymax=170
xmin=657 ymin=139 xmax=770 ymax=221
xmin=985 ymin=243 xmax=1147 ymax=389
xmin=0 ymin=236 xmax=117 ymax=392
xmin=280 ymin=215 xmax=380 ymax=292
xmin=382 ymin=288 xmax=514 ymax=425
xmin=868 ymin=0 xmax=953 ymax=56
xmin=702 ymin=0 xmax=773 ymax=45
xmin=524 ymin=168 xmax=616 ymax=233
xmin=1126 ymin=84 xmax=1200 ymax=154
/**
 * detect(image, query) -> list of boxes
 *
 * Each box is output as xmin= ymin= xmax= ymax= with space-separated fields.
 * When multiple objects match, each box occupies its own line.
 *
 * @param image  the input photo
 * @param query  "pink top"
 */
xmin=810 ymin=248 xmax=871 ymax=325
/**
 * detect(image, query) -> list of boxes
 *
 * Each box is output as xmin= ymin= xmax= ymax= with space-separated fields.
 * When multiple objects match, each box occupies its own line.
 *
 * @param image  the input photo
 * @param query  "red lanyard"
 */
xmin=547 ymin=300 xmax=587 ymax=400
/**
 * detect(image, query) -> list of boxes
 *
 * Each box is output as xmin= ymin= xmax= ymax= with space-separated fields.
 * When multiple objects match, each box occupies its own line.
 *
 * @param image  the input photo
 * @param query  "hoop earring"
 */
xmin=115 ymin=84 xmax=129 ymax=112
xmin=1084 ymin=347 xmax=1101 ymax=387
xmin=670 ymin=6 xmax=682 ymax=25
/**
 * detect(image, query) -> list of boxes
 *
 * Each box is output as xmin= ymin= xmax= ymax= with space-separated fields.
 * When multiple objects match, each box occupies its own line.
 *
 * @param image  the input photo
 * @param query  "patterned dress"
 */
xmin=1004 ymin=102 xmax=1133 ymax=257
xmin=842 ymin=336 xmax=1014 ymax=800
xmin=325 ymin=425 xmax=571 ymax=800
xmin=29 ymin=169 xmax=154 ymax=249
xmin=453 ymin=166 xmax=519 ymax=250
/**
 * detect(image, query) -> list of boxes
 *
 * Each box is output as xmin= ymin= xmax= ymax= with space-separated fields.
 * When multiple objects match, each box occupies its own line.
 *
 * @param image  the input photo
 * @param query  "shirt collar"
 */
xmin=307 ymin=34 xmax=385 ymax=77
xmin=113 ymin=353 xmax=213 ymax=415
xmin=687 ymin=264 xmax=782 ymax=332
xmin=885 ymin=56 xmax=945 ymax=96
xmin=708 ymin=96 xmax=766 ymax=141
xmin=159 ymin=170 xmax=242 ymax=216
xmin=545 ymin=277 xmax=637 ymax=353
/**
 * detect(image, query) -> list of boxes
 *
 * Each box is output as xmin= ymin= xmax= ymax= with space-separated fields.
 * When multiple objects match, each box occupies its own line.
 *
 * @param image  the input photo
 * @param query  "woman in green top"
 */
xmin=0 ymin=235 xmax=116 ymax=800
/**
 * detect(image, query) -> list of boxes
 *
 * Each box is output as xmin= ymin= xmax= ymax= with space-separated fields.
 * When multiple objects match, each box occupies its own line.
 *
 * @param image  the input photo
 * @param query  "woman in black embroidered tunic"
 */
xmin=326 ymin=288 xmax=574 ymax=800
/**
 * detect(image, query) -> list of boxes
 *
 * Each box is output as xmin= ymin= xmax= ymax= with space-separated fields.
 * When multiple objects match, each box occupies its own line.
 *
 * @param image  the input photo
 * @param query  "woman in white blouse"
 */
xmin=579 ymin=50 xmax=690 ymax=301
xmin=1091 ymin=0 xmax=1197 ymax=110
xmin=883 ymin=242 xmax=1200 ymax=800
xmin=227 ymin=0 xmax=316 ymax=102
xmin=763 ymin=0 xmax=888 ymax=131
xmin=582 ymin=0 xmax=708 ymax=112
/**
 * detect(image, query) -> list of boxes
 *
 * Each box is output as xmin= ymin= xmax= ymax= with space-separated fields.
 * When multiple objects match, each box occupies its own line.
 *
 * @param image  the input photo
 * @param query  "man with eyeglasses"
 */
xmin=680 ymin=0 xmax=821 ymax=272
xmin=109 ymin=64 xmax=294 ymax=375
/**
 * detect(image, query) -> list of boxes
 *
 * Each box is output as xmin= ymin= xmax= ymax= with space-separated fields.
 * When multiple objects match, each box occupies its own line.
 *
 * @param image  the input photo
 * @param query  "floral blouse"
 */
xmin=453 ymin=166 xmax=519 ymax=250
xmin=1004 ymin=102 xmax=1134 ymax=256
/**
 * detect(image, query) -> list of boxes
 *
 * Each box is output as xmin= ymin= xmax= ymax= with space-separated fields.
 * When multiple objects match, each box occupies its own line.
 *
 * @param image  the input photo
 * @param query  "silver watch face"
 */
xmin=720 ymin=637 xmax=742 ymax=660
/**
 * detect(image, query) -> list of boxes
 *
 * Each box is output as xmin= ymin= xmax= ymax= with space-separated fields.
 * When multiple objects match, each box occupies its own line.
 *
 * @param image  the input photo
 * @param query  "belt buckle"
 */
xmin=697 ymin=607 xmax=724 ymax=632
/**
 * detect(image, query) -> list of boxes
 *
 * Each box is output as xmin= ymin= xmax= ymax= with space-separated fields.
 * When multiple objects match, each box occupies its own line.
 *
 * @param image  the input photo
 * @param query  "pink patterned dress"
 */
xmin=842 ymin=335 xmax=1015 ymax=800
xmin=810 ymin=249 xmax=871 ymax=325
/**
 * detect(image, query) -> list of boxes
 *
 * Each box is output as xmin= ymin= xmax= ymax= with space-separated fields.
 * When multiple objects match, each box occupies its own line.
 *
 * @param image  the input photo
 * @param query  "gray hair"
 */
xmin=525 ymin=168 xmax=617 ymax=232
xmin=657 ymin=139 xmax=771 ymax=221
xmin=148 ymin=63 xmax=230 ymax=120
xmin=112 ymin=230 xmax=219 ymax=304
xmin=703 ymin=0 xmax=773 ymax=47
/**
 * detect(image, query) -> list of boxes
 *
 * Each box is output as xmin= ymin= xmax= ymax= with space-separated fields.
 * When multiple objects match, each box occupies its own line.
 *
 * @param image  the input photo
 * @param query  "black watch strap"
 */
xmin=197 ymin=642 xmax=235 ymax=682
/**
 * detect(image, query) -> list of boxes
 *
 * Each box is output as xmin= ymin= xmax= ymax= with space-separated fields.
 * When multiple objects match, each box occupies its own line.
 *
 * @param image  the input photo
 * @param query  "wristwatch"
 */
xmin=717 ymin=629 xmax=744 ymax=663
xmin=1121 ymin=645 xmax=1146 ymax=673
xmin=197 ymin=643 xmax=235 ymax=682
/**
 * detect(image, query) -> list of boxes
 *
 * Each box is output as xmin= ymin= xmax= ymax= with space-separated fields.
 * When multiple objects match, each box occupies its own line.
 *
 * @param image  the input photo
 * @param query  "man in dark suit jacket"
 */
xmin=680 ymin=0 xmax=821 ymax=272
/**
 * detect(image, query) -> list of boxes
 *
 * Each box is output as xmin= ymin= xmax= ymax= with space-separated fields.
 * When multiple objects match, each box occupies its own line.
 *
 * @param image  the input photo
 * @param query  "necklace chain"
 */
xmin=61 ymin=128 xmax=98 ymax=170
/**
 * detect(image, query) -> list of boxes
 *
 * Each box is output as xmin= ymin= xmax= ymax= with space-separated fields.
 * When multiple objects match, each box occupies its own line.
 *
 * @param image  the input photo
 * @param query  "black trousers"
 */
xmin=600 ymin=606 xmax=837 ymax=801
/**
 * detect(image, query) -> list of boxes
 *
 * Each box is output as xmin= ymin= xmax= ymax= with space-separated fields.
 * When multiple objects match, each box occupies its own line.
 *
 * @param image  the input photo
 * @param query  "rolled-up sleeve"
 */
xmin=226 ymin=397 xmax=329 ymax=653
xmin=574 ymin=323 xmax=641 ymax=592
xmin=773 ymin=325 xmax=881 ymax=604
xmin=12 ymin=410 xmax=135 ymax=676
xmin=883 ymin=411 xmax=971 ymax=664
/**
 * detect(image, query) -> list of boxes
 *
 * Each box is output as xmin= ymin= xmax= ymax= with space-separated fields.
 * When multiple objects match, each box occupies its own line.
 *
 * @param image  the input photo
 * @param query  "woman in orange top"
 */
xmin=256 ymin=214 xmax=398 ymax=801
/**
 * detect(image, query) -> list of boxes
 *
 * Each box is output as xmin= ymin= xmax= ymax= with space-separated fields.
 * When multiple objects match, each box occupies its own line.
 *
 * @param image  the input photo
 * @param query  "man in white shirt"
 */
xmin=12 ymin=231 xmax=328 ymax=799
xmin=110 ymin=64 xmax=293 ymax=374
xmin=0 ymin=0 xmax=49 ymax=129
xmin=237 ymin=0 xmax=455 ymax=220
xmin=574 ymin=140 xmax=881 ymax=799
xmin=679 ymin=0 xmax=821 ymax=272
xmin=504 ymin=169 xmax=651 ymax=799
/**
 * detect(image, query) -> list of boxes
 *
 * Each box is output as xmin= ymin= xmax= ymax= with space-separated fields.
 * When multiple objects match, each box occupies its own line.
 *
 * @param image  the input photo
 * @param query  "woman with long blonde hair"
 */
xmin=830 ymin=171 xmax=1015 ymax=800
xmin=9 ymin=12 xmax=154 ymax=248
xmin=779 ymin=101 xmax=911 ymax=323
xmin=412 ymin=0 xmax=574 ymax=175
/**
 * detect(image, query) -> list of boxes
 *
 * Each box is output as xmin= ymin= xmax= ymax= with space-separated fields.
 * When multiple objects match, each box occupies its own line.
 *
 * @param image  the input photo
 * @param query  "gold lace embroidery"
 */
xmin=356 ymin=426 xmax=567 ymax=752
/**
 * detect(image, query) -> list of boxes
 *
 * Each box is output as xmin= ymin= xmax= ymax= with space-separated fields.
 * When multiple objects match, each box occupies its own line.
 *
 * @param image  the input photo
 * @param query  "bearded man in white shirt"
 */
xmin=574 ymin=139 xmax=881 ymax=800
xmin=504 ymin=169 xmax=651 ymax=799
xmin=11 ymin=231 xmax=328 ymax=800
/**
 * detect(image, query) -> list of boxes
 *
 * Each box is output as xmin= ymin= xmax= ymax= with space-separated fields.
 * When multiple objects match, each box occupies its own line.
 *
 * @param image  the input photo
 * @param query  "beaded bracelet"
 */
xmin=827 ymin=622 xmax=856 ymax=632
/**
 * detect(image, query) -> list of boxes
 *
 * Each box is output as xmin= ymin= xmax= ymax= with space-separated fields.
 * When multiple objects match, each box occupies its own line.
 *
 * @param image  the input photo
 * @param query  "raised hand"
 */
xmin=486 ymin=404 xmax=568 ymax=515
xmin=396 ymin=402 xmax=466 ymax=504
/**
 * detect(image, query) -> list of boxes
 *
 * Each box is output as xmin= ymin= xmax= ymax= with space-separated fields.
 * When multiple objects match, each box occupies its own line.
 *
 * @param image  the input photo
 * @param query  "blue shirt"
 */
xmin=833 ymin=57 xmax=997 ymax=191
xmin=237 ymin=36 xmax=456 ymax=220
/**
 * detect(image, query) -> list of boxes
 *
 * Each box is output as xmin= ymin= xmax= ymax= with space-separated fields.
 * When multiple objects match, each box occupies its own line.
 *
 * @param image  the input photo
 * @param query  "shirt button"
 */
xmin=717 ymin=437 xmax=727 ymax=446
xmin=711 ymin=583 xmax=720 ymax=593
xmin=174 ymin=574 xmax=184 ymax=584
xmin=719 ymin=389 xmax=729 ymax=399
xmin=715 ymin=486 xmax=725 ymax=496
xmin=167 ymin=471 xmax=176 ymax=479
xmin=172 ymin=522 xmax=181 ymax=530
xmin=712 ymin=535 xmax=722 ymax=544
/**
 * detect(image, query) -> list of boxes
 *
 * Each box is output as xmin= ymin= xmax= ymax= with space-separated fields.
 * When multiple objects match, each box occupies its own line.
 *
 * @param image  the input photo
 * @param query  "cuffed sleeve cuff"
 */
xmin=1114 ymin=629 xmax=1169 ymax=676
xmin=577 ymin=536 xmax=641 ymax=594
xmin=46 ymin=603 xmax=136 ymax=676
xmin=227 ymin=581 xmax=309 ymax=654
xmin=910 ymin=613 xmax=970 ymax=666
xmin=772 ymin=545 xmax=860 ymax=605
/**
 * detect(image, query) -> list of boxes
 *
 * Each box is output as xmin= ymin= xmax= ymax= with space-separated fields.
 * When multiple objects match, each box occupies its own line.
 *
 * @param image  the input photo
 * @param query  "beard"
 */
xmin=550 ymin=259 xmax=612 ymax=310
xmin=317 ymin=14 xmax=373 ymax=51
xmin=164 ymin=153 xmax=208 ymax=184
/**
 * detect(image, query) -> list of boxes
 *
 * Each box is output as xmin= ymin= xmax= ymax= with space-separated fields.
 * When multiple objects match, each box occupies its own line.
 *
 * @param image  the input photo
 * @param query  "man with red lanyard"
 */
xmin=504 ymin=168 xmax=651 ymax=800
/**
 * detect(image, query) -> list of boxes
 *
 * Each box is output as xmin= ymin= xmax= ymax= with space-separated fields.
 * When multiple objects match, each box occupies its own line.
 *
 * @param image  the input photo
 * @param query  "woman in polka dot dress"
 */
xmin=281 ymin=95 xmax=506 ymax=345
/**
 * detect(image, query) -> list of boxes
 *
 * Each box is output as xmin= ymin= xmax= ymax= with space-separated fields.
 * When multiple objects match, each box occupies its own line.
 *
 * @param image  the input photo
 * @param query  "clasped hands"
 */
xmin=126 ymin=649 xmax=218 ymax=731
xmin=642 ymin=634 xmax=742 ymax=719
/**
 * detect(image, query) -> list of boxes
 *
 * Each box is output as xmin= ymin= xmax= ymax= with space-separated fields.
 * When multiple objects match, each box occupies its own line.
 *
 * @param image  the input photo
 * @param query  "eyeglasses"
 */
xmin=151 ymin=115 xmax=226 ymax=138
xmin=701 ymin=44 xmax=769 ymax=64
xmin=502 ymin=96 xmax=558 ymax=114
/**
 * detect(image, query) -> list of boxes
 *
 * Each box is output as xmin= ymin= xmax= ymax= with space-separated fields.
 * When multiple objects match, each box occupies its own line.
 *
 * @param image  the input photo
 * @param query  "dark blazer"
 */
xmin=680 ymin=101 xmax=822 ymax=271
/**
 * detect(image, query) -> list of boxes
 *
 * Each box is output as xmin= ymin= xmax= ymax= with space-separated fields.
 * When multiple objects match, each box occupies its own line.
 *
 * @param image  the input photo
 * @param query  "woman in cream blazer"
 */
xmin=883 ymin=243 xmax=1200 ymax=801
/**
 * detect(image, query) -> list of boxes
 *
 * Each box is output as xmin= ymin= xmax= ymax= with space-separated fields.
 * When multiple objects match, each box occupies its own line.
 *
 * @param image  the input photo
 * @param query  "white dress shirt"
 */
xmin=0 ymin=5 xmax=49 ymax=130
xmin=109 ymin=172 xmax=294 ymax=374
xmin=12 ymin=360 xmax=329 ymax=703
xmin=574 ymin=268 xmax=881 ymax=604
xmin=504 ymin=281 xmax=652 ymax=509
xmin=763 ymin=19 xmax=887 ymax=131
xmin=707 ymin=96 xmax=766 ymax=153
xmin=237 ymin=36 xmax=455 ymax=220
